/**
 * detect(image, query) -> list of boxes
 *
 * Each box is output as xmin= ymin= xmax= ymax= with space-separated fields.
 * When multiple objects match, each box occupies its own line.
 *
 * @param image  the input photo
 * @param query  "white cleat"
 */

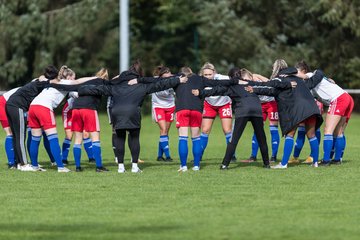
xmin=32 ymin=166 xmax=47 ymax=172
xmin=271 ymin=163 xmax=288 ymax=169
xmin=58 ymin=167 xmax=71 ymax=173
xmin=118 ymin=167 xmax=126 ymax=173
xmin=192 ymin=166 xmax=200 ymax=171
xmin=178 ymin=166 xmax=188 ymax=172
xmin=51 ymin=162 xmax=57 ymax=167
xmin=311 ymin=162 xmax=318 ymax=168
xmin=131 ymin=167 xmax=142 ymax=173
xmin=20 ymin=164 xmax=37 ymax=172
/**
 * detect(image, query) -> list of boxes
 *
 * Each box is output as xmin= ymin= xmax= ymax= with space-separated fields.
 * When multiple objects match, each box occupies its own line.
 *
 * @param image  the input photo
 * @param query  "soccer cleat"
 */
xmin=138 ymin=159 xmax=145 ymax=163
xmin=288 ymin=157 xmax=300 ymax=164
xmin=96 ymin=166 xmax=109 ymax=172
xmin=331 ymin=159 xmax=342 ymax=165
xmin=263 ymin=164 xmax=271 ymax=169
xmin=311 ymin=162 xmax=318 ymax=168
xmin=220 ymin=165 xmax=229 ymax=170
xmin=165 ymin=157 xmax=173 ymax=162
xmin=58 ymin=167 xmax=71 ymax=173
xmin=157 ymin=156 xmax=165 ymax=161
xmin=270 ymin=156 xmax=277 ymax=162
xmin=302 ymin=156 xmax=313 ymax=164
xmin=319 ymin=160 xmax=331 ymax=167
xmin=62 ymin=160 xmax=69 ymax=165
xmin=247 ymin=156 xmax=257 ymax=162
xmin=178 ymin=166 xmax=188 ymax=172
xmin=230 ymin=156 xmax=237 ymax=163
xmin=32 ymin=166 xmax=47 ymax=172
xmin=8 ymin=164 xmax=17 ymax=169
xmin=75 ymin=167 xmax=83 ymax=172
xmin=88 ymin=158 xmax=96 ymax=163
xmin=271 ymin=163 xmax=287 ymax=169
xmin=118 ymin=167 xmax=126 ymax=173
xmin=131 ymin=167 xmax=142 ymax=173
xmin=20 ymin=164 xmax=37 ymax=172
xmin=51 ymin=162 xmax=57 ymax=167
xmin=192 ymin=166 xmax=200 ymax=171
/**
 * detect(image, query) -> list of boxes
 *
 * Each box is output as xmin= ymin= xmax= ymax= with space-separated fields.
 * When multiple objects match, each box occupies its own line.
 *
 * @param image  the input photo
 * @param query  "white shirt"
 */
xmin=30 ymin=79 xmax=72 ymax=110
xmin=3 ymin=87 xmax=20 ymax=101
xmin=306 ymin=72 xmax=345 ymax=105
xmin=152 ymin=89 xmax=175 ymax=108
xmin=204 ymin=74 xmax=232 ymax=106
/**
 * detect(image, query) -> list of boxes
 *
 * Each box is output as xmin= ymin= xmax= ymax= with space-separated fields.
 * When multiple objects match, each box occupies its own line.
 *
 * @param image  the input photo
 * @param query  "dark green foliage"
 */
xmin=1 ymin=0 xmax=359 ymax=88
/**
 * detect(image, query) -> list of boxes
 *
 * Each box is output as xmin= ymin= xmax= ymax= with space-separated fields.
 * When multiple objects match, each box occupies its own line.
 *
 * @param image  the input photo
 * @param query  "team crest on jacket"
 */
xmin=158 ymin=114 xmax=162 ymax=119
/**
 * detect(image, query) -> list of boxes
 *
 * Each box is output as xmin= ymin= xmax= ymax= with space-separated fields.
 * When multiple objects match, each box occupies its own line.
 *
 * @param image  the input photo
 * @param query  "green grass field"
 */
xmin=0 ymin=113 xmax=359 ymax=240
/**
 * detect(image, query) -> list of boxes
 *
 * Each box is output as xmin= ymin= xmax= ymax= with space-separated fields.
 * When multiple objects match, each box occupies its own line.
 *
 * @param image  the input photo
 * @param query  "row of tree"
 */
xmin=1 ymin=0 xmax=360 ymax=90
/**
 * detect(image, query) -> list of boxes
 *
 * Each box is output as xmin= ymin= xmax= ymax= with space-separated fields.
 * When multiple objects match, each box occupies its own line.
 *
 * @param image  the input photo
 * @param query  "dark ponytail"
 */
xmin=44 ymin=65 xmax=59 ymax=79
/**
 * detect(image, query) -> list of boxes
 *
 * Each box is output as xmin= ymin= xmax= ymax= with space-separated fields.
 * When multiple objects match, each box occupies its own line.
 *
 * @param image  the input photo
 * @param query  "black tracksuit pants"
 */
xmin=113 ymin=128 xmax=141 ymax=164
xmin=5 ymin=105 xmax=28 ymax=165
xmin=223 ymin=116 xmax=269 ymax=166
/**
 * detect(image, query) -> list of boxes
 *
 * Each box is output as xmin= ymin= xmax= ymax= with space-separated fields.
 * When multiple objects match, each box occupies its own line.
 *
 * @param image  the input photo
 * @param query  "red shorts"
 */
xmin=62 ymin=102 xmax=73 ymax=130
xmin=328 ymin=93 xmax=354 ymax=122
xmin=315 ymin=99 xmax=324 ymax=114
xmin=153 ymin=106 xmax=175 ymax=122
xmin=28 ymin=105 xmax=56 ymax=130
xmin=71 ymin=109 xmax=100 ymax=132
xmin=302 ymin=115 xmax=317 ymax=126
xmin=202 ymin=101 xmax=232 ymax=119
xmin=261 ymin=101 xmax=278 ymax=121
xmin=0 ymin=96 xmax=9 ymax=128
xmin=176 ymin=110 xmax=202 ymax=128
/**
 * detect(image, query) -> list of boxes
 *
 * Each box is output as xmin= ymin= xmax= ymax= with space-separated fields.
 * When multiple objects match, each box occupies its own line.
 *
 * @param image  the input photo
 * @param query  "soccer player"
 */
xmin=152 ymin=65 xmax=176 ymax=162
xmin=70 ymin=68 xmax=109 ymax=172
xmin=0 ymin=87 xmax=20 ymax=168
xmin=5 ymin=66 xmax=59 ymax=171
xmin=241 ymin=68 xmax=280 ymax=163
xmin=198 ymin=63 xmax=234 ymax=161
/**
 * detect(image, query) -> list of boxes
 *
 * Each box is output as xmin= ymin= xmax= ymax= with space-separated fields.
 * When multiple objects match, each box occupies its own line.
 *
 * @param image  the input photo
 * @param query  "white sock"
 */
xmin=132 ymin=163 xmax=138 ymax=169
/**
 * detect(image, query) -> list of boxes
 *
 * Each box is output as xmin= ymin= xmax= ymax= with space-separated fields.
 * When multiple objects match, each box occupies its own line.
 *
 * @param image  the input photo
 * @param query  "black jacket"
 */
xmin=199 ymin=80 xmax=292 ymax=118
xmin=252 ymin=68 xmax=324 ymax=136
xmin=6 ymin=79 xmax=50 ymax=111
xmin=78 ymin=71 xmax=182 ymax=129
xmin=72 ymin=78 xmax=107 ymax=110
xmin=139 ymin=74 xmax=238 ymax=113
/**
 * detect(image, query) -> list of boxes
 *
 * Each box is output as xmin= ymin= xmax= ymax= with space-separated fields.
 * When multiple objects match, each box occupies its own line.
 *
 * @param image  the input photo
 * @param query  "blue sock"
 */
xmin=334 ymin=135 xmax=345 ymax=160
xmin=92 ymin=141 xmax=102 ymax=168
xmin=323 ymin=134 xmax=333 ymax=162
xmin=225 ymin=132 xmax=232 ymax=144
xmin=160 ymin=135 xmax=171 ymax=158
xmin=157 ymin=141 xmax=163 ymax=158
xmin=330 ymin=137 xmax=336 ymax=159
xmin=281 ymin=136 xmax=294 ymax=166
xmin=62 ymin=138 xmax=72 ymax=161
xmin=73 ymin=144 xmax=82 ymax=167
xmin=308 ymin=136 xmax=319 ymax=164
xmin=29 ymin=135 xmax=41 ymax=167
xmin=293 ymin=126 xmax=305 ymax=158
xmin=192 ymin=137 xmax=202 ymax=167
xmin=83 ymin=138 xmax=94 ymax=160
xmin=5 ymin=136 xmax=15 ymax=166
xmin=43 ymin=132 xmax=55 ymax=163
xmin=178 ymin=136 xmax=188 ymax=167
xmin=47 ymin=133 xmax=64 ymax=168
xmin=315 ymin=128 xmax=321 ymax=145
xmin=251 ymin=133 xmax=258 ymax=158
xmin=270 ymin=125 xmax=280 ymax=158
xmin=27 ymin=128 xmax=32 ymax=155
xmin=200 ymin=133 xmax=209 ymax=154
xmin=341 ymin=135 xmax=346 ymax=159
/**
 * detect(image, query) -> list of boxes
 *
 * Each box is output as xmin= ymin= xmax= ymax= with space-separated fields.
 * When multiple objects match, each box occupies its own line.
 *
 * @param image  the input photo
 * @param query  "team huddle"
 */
xmin=0 ymin=59 xmax=354 ymax=173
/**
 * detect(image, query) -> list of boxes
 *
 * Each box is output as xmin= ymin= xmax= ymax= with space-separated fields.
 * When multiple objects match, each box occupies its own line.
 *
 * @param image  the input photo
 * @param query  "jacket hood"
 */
xmin=278 ymin=67 xmax=298 ymax=76
xmin=111 ymin=70 xmax=139 ymax=84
